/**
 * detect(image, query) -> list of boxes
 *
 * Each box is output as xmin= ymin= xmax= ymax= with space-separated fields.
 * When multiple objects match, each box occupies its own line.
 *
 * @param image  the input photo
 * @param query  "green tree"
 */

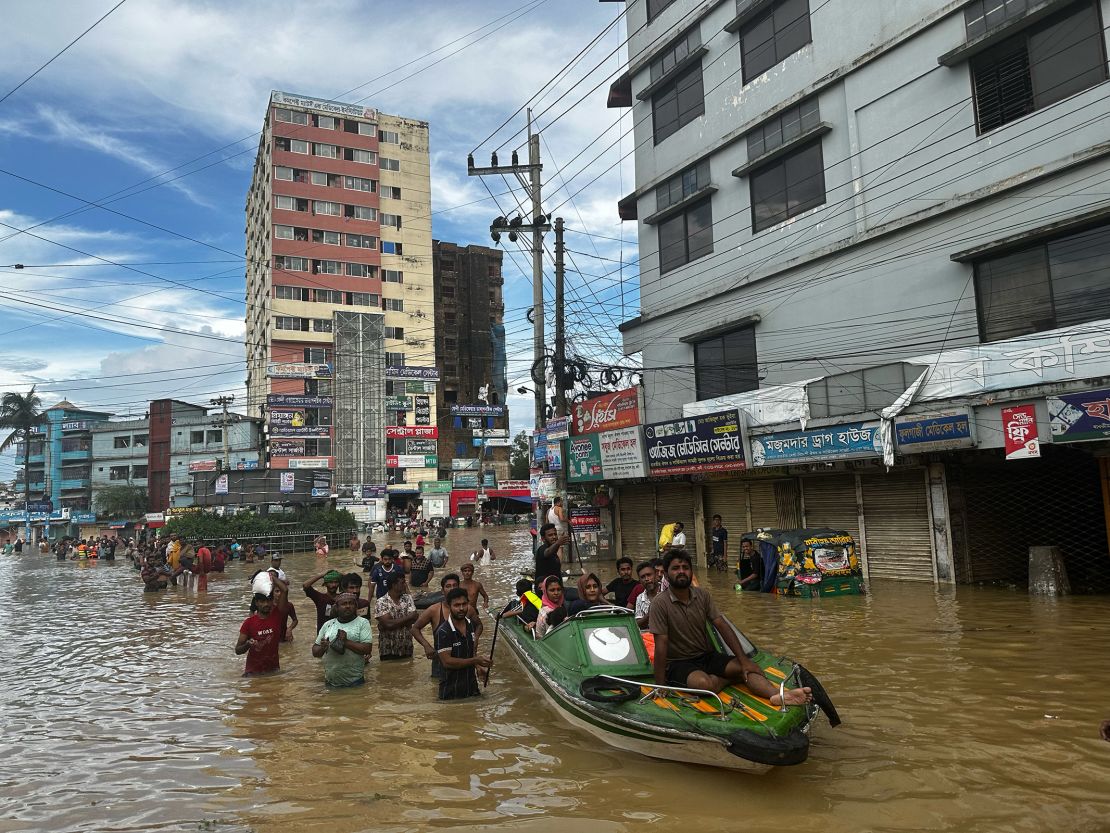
xmin=509 ymin=430 xmax=531 ymax=480
xmin=94 ymin=484 xmax=149 ymax=519
xmin=0 ymin=387 xmax=43 ymax=528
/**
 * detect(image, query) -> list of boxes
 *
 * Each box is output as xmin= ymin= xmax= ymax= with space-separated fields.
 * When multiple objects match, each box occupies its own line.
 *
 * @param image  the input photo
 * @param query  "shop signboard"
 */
xmin=385 ymin=426 xmax=438 ymax=439
xmin=385 ymin=395 xmax=410 ymax=411
xmin=571 ymin=388 xmax=640 ymax=436
xmin=269 ymin=439 xmax=305 ymax=457
xmin=452 ymin=458 xmax=479 ymax=470
xmin=405 ymin=381 xmax=436 ymax=393
xmin=267 ymin=361 xmax=333 ymax=379
xmin=546 ymin=439 xmax=563 ymax=471
xmin=644 ymin=409 xmax=746 ymax=476
xmin=61 ymin=420 xmax=91 ymax=431
xmin=386 ymin=454 xmax=438 ymax=468
xmin=361 ymin=484 xmax=386 ymax=499
xmin=598 ymin=426 xmax=647 ymax=479
xmin=450 ymin=404 xmax=506 ymax=417
xmin=145 ymin=512 xmax=164 ymax=523
xmin=269 ymin=424 xmax=330 ymax=437
xmin=272 ymin=90 xmax=377 ymax=120
xmin=750 ymin=421 xmax=881 ymax=466
xmin=483 ymin=437 xmax=512 ymax=447
xmin=532 ymin=429 xmax=547 ymax=464
xmin=406 ymin=439 xmax=437 ymax=454
xmin=27 ymin=500 xmax=53 ymax=514
xmin=214 ymin=474 xmax=229 ymax=495
xmin=567 ymin=434 xmax=603 ymax=482
xmin=569 ymin=506 xmax=602 ymax=533
xmin=467 ymin=418 xmax=484 ymax=429
xmin=545 ymin=416 xmax=570 ymax=440
xmin=414 ymin=395 xmax=431 ymax=426
xmin=287 ymin=457 xmax=332 ymax=469
xmin=894 ymin=410 xmax=975 ymax=452
xmin=385 ymin=365 xmax=440 ymax=381
xmin=267 ymin=394 xmax=332 ymax=408
xmin=279 ymin=471 xmax=295 ymax=493
xmin=420 ymin=480 xmax=453 ymax=494
xmin=268 ymin=409 xmax=305 ymax=426
xmin=452 ymin=472 xmax=479 ymax=488
xmin=235 ymin=460 xmax=260 ymax=470
xmin=473 ymin=428 xmax=509 ymax=438
xmin=483 ymin=471 xmax=497 ymax=488
xmin=1002 ymin=404 xmax=1040 ymax=460
xmin=310 ymin=487 xmax=330 ymax=498
xmin=72 ymin=511 xmax=97 ymax=524
xmin=187 ymin=460 xmax=218 ymax=473
xmin=494 ymin=480 xmax=530 ymax=491
xmin=1048 ymin=387 xmax=1110 ymax=443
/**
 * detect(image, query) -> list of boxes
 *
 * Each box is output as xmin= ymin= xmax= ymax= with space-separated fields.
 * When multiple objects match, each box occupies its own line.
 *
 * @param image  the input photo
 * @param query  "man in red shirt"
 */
xmin=235 ymin=576 xmax=289 ymax=676
xmin=196 ymin=540 xmax=213 ymax=592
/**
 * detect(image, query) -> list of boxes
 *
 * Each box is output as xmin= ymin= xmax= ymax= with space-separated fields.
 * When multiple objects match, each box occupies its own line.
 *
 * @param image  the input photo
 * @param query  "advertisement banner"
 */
xmin=414 ymin=395 xmax=431 ymax=426
xmin=287 ymin=457 xmax=331 ymax=469
xmin=214 ymin=474 xmax=229 ymax=495
xmin=569 ymin=506 xmax=602 ymax=533
xmin=473 ymin=428 xmax=509 ymax=438
xmin=1002 ymin=404 xmax=1041 ymax=460
xmin=187 ymin=460 xmax=218 ymax=473
xmin=645 ymin=409 xmax=746 ymax=476
xmin=571 ymin=388 xmax=640 ymax=436
xmin=567 ymin=434 xmax=603 ymax=482
xmin=893 ymin=410 xmax=975 ymax=452
xmin=386 ymin=454 xmax=438 ymax=468
xmin=451 ymin=458 xmax=479 ymax=470
xmin=450 ymin=404 xmax=506 ymax=417
xmin=267 ymin=361 xmax=333 ymax=379
xmin=420 ymin=480 xmax=453 ymax=494
xmin=532 ymin=430 xmax=547 ymax=464
xmin=269 ymin=439 xmax=305 ymax=457
xmin=385 ymin=396 xmax=410 ymax=411
xmin=361 ymin=484 xmax=386 ymax=499
xmin=537 ymin=474 xmax=559 ymax=499
xmin=266 ymin=394 xmax=332 ymax=408
xmin=406 ymin=439 xmax=438 ymax=454
xmin=269 ymin=425 xmax=330 ymax=437
xmin=529 ymin=468 xmax=542 ymax=498
xmin=452 ymin=472 xmax=479 ymax=488
xmin=268 ymin=409 xmax=305 ymax=426
xmin=598 ymin=426 xmax=647 ymax=479
xmin=545 ymin=416 xmax=570 ymax=440
xmin=750 ymin=421 xmax=881 ymax=466
xmin=385 ymin=426 xmax=438 ymax=439
xmin=546 ymin=439 xmax=563 ymax=471
xmin=1048 ymin=387 xmax=1110 ymax=443
xmin=385 ymin=366 xmax=440 ymax=381
xmin=405 ymin=381 xmax=436 ymax=394
xmin=279 ymin=471 xmax=295 ymax=493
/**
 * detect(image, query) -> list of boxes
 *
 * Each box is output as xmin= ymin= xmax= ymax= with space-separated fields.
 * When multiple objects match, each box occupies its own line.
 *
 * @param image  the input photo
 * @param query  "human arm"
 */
xmin=438 ymin=651 xmax=491 ymax=671
xmin=311 ymin=637 xmax=330 ymax=658
xmin=652 ymin=633 xmax=669 ymax=685
xmin=410 ymin=608 xmax=437 ymax=658
xmin=477 ymin=582 xmax=489 ymax=609
xmin=235 ymin=630 xmax=255 ymax=655
xmin=302 ymin=572 xmax=326 ymax=593
xmin=285 ymin=605 xmax=298 ymax=640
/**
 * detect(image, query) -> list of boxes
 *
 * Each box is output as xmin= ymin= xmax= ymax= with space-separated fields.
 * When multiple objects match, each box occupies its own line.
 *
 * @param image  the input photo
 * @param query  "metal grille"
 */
xmin=333 ymin=311 xmax=386 ymax=490
xmin=948 ymin=446 xmax=1110 ymax=593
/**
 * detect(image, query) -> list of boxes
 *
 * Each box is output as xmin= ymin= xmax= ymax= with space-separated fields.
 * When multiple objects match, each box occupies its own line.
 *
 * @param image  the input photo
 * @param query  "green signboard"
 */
xmin=420 ymin=480 xmax=453 ymax=494
xmin=405 ymin=381 xmax=436 ymax=394
xmin=567 ymin=435 xmax=603 ymax=482
xmin=385 ymin=395 xmax=409 ymax=411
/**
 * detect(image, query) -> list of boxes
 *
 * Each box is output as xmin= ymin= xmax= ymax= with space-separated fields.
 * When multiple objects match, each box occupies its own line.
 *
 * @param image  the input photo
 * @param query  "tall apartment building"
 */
xmin=608 ymin=0 xmax=1110 ymax=588
xmin=431 ymin=241 xmax=510 ymax=503
xmin=245 ymin=91 xmax=436 ymax=510
xmin=16 ymin=400 xmax=110 ymax=515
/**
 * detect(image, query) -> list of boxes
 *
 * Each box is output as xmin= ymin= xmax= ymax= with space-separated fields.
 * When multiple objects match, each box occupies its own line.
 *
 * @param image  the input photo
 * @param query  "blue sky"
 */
xmin=0 ymin=0 xmax=639 ymax=480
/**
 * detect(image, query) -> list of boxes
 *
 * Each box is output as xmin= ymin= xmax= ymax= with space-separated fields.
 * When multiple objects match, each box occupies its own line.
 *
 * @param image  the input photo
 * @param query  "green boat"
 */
xmin=496 ymin=605 xmax=839 ymax=772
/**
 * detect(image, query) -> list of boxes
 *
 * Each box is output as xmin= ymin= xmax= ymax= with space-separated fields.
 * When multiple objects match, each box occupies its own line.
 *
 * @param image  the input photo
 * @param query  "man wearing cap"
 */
xmin=235 ymin=575 xmax=290 ymax=676
xmin=312 ymin=592 xmax=374 ymax=687
xmin=268 ymin=553 xmax=287 ymax=582
xmin=303 ymin=569 xmax=344 ymax=633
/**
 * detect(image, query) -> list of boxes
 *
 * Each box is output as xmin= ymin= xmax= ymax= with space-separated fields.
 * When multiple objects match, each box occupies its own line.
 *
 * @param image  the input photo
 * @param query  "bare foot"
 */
xmin=771 ymin=686 xmax=813 ymax=707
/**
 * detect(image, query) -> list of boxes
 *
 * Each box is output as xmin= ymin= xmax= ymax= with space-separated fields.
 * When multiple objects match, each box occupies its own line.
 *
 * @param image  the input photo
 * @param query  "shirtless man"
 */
xmin=458 ymin=562 xmax=488 ymax=612
xmin=410 ymin=573 xmax=483 ymax=678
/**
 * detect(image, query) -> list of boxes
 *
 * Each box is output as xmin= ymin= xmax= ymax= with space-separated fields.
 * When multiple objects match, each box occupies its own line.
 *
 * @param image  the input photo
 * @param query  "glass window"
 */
xmin=381 ymin=213 xmax=401 ymax=228
xmin=385 ymin=299 xmax=404 ymax=312
xmin=315 ymin=260 xmax=341 ymax=274
xmin=207 ymin=430 xmax=223 ymax=444
xmin=304 ymin=347 xmax=329 ymax=363
xmin=132 ymin=465 xmax=148 ymax=478
xmin=382 ymin=186 xmax=402 ymax=200
xmin=317 ymin=115 xmax=337 ymax=129
xmin=658 ymin=197 xmax=713 ymax=273
xmin=740 ymin=0 xmax=812 ymax=83
xmin=313 ymin=143 xmax=338 ymax=158
xmin=650 ymin=27 xmax=701 ymax=84
xmin=381 ymin=241 xmax=402 ymax=255
xmin=310 ymin=171 xmax=329 ymax=186
xmin=311 ymin=229 xmax=341 ymax=245
xmin=747 ymin=98 xmax=820 ymax=160
xmin=380 ymin=157 xmax=400 ymax=171
xmin=274 ymin=224 xmax=294 ymax=239
xmin=656 ymin=161 xmax=710 ymax=212
xmin=274 ymin=285 xmax=309 ymax=301
xmin=345 ymin=262 xmax=370 ymax=277
xmin=347 ymin=205 xmax=378 ymax=221
xmin=647 ymin=0 xmax=678 ymax=21
xmin=288 ymin=139 xmax=308 ymax=154
xmin=346 ymin=233 xmax=377 ymax=249
xmin=350 ymin=292 xmax=376 ymax=306
xmin=109 ymin=465 xmax=130 ymax=481
xmin=274 ymin=195 xmax=297 ymax=210
xmin=313 ymin=200 xmax=341 ymax=216
xmin=749 ymin=140 xmax=825 ymax=232
xmin=133 ymin=434 xmax=148 ymax=448
xmin=275 ymin=108 xmax=308 ymax=125
xmin=190 ymin=430 xmax=205 ymax=445
xmin=383 ymin=269 xmax=404 ymax=283
xmin=113 ymin=436 xmax=130 ymax=449
xmin=652 ymin=63 xmax=704 ymax=144
xmin=344 ymin=176 xmax=376 ymax=192
xmin=313 ymin=319 xmax=333 ymax=332
xmin=346 ymin=148 xmax=377 ymax=164
xmin=385 ymin=327 xmax=404 ymax=340
xmin=379 ymin=130 xmax=399 ymax=143
xmin=694 ymin=325 xmax=759 ymax=399
xmin=274 ymin=166 xmax=293 ymax=181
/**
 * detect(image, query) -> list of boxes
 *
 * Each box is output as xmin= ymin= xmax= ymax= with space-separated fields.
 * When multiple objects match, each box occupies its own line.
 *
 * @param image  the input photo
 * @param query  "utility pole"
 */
xmin=552 ymin=216 xmax=576 ymax=565
xmin=210 ymin=395 xmax=235 ymax=470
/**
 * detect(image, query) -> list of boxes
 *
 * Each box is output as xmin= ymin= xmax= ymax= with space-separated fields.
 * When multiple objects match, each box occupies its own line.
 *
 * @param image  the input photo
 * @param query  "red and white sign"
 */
xmin=187 ymin=460 xmax=218 ymax=473
xmin=494 ymin=480 xmax=530 ymax=491
xmin=1002 ymin=404 xmax=1041 ymax=460
xmin=571 ymin=388 xmax=640 ymax=436
xmin=385 ymin=426 xmax=439 ymax=439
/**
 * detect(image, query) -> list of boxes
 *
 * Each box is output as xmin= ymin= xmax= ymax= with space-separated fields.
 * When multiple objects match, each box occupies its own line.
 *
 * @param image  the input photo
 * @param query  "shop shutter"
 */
xmin=655 ymin=483 xmax=696 ymax=543
xmin=861 ymin=469 xmax=935 ymax=582
xmin=801 ymin=475 xmax=861 ymax=547
xmin=617 ymin=485 xmax=657 ymax=562
xmin=704 ymin=479 xmax=749 ymax=532
xmin=774 ymin=480 xmax=802 ymax=528
xmin=748 ymin=480 xmax=780 ymax=530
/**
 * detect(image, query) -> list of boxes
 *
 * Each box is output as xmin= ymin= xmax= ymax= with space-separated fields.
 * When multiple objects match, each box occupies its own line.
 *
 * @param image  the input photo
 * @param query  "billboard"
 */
xmin=268 ymin=409 xmax=305 ymax=426
xmin=267 ymin=361 xmax=333 ymax=379
xmin=407 ymin=439 xmax=438 ymax=454
xmin=386 ymin=454 xmax=438 ymax=468
xmin=269 ymin=425 xmax=330 ymax=437
xmin=420 ymin=480 xmax=453 ymax=494
xmin=1049 ymin=387 xmax=1110 ymax=443
xmin=187 ymin=460 xmax=218 ymax=473
xmin=571 ymin=388 xmax=640 ymax=436
xmin=287 ymin=457 xmax=332 ymax=469
xmin=385 ymin=366 xmax=440 ymax=381
xmin=644 ymin=409 xmax=746 ymax=476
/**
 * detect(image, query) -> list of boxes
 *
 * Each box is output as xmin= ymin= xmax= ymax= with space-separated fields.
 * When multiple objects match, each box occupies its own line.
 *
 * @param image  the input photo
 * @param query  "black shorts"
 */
xmin=666 ymin=651 xmax=733 ymax=687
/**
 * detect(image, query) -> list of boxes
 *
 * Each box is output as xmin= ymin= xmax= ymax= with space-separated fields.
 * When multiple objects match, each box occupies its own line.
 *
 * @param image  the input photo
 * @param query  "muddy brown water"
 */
xmin=1 ymin=527 xmax=1108 ymax=833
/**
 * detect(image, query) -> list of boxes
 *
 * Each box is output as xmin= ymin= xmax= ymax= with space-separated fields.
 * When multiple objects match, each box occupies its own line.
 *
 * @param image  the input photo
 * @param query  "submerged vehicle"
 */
xmin=497 ymin=604 xmax=838 ymax=772
xmin=741 ymin=528 xmax=865 ymax=598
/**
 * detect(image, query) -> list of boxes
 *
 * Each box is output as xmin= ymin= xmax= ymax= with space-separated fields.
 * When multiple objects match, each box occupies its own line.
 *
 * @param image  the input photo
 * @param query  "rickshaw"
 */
xmin=739 ymin=528 xmax=865 ymax=598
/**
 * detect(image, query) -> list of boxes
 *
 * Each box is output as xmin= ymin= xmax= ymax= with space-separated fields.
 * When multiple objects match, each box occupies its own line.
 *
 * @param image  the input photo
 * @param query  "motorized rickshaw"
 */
xmin=738 ymin=528 xmax=865 ymax=598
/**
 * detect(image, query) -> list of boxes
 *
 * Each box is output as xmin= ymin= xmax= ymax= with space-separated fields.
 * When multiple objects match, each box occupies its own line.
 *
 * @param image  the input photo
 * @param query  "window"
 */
xmin=694 ymin=325 xmax=759 ymax=399
xmin=313 ymin=200 xmax=341 ymax=216
xmin=274 ymin=195 xmax=306 ymax=211
xmin=275 ymin=316 xmax=310 ymax=331
xmin=304 ymin=347 xmax=330 ymax=363
xmin=190 ymin=430 xmax=205 ymax=445
xmin=648 ymin=0 xmax=678 ymax=19
xmin=444 ymin=311 xmax=457 ymax=325
xmin=964 ymin=0 xmax=1033 ymax=39
xmin=113 ymin=436 xmax=130 ymax=449
xmin=275 ymin=255 xmax=309 ymax=272
xmin=275 ymin=107 xmax=308 ymax=125
xmin=386 ymin=351 xmax=404 ymax=366
xmin=346 ymin=233 xmax=377 ymax=249
xmin=313 ymin=319 xmax=333 ymax=332
xmin=746 ymin=98 xmax=820 ymax=160
xmin=974 ymin=222 xmax=1110 ymax=342
xmin=657 ymin=161 xmax=711 ymax=212
xmin=314 ymin=260 xmax=341 ymax=274
xmin=345 ymin=175 xmax=376 ymax=192
xmin=345 ymin=120 xmax=376 ymax=136
xmin=275 ymin=137 xmax=308 ymax=154
xmin=345 ymin=148 xmax=377 ymax=164
xmin=349 ymin=292 xmax=376 ymax=306
xmin=381 ymin=213 xmax=401 ymax=229
xmin=313 ymin=143 xmax=338 ymax=158
xmin=658 ymin=197 xmax=713 ymax=273
xmin=346 ymin=205 xmax=378 ymax=221
xmin=381 ymin=185 xmax=402 ymax=200
xmin=274 ymin=224 xmax=294 ymax=239
xmin=109 ymin=465 xmax=130 ymax=481
xmin=311 ymin=229 xmax=341 ymax=245
xmin=274 ymin=285 xmax=310 ymax=301
xmin=313 ymin=289 xmax=342 ymax=304
xmin=384 ymin=298 xmax=404 ymax=312
xmin=274 ymin=166 xmax=293 ymax=181
xmin=385 ymin=327 xmax=404 ymax=339
xmin=379 ymin=130 xmax=399 ymax=143
xmin=740 ymin=0 xmax=811 ymax=83
xmin=310 ymin=171 xmax=329 ymax=186
xmin=317 ymin=115 xmax=337 ymax=130
xmin=380 ymin=157 xmax=400 ymax=171
xmin=970 ymin=1 xmax=1106 ymax=134
xmin=132 ymin=465 xmax=148 ymax=478
xmin=445 ymin=337 xmax=458 ymax=350
xmin=345 ymin=262 xmax=372 ymax=277
xmin=749 ymin=139 xmax=825 ymax=232
xmin=133 ymin=434 xmax=148 ymax=448
xmin=381 ymin=241 xmax=403 ymax=255
xmin=652 ymin=63 xmax=704 ymax=145
xmin=383 ymin=269 xmax=404 ymax=283
xmin=207 ymin=430 xmax=223 ymax=444
xmin=305 ymin=438 xmax=332 ymax=456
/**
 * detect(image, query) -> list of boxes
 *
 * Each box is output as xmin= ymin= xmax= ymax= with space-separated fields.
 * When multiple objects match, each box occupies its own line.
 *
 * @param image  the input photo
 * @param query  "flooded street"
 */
xmin=2 ymin=526 xmax=1109 ymax=833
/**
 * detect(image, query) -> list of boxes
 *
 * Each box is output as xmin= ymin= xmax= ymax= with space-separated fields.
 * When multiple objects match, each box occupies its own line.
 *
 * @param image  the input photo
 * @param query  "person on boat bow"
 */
xmin=648 ymin=550 xmax=813 ymax=708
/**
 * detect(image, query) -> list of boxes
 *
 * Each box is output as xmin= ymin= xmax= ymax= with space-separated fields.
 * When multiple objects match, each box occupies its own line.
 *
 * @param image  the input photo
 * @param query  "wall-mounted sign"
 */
xmin=61 ymin=420 xmax=91 ymax=431
xmin=235 ymin=460 xmax=260 ymax=470
xmin=546 ymin=440 xmax=563 ymax=471
xmin=287 ymin=457 xmax=332 ymax=469
xmin=405 ymin=381 xmax=436 ymax=394
xmin=145 ymin=512 xmax=164 ymax=523
xmin=310 ymin=487 xmax=330 ymax=498
xmin=572 ymin=388 xmax=640 ymax=436
xmin=187 ymin=460 xmax=219 ymax=473
xmin=452 ymin=472 xmax=479 ymax=488
xmin=466 ymin=417 xmax=483 ymax=429
xmin=414 ymin=395 xmax=431 ymax=426
xmin=494 ymin=480 xmax=530 ymax=491
xmin=214 ymin=474 xmax=229 ymax=495
xmin=532 ymin=430 xmax=547 ymax=464
xmin=386 ymin=426 xmax=438 ymax=439
xmin=270 ymin=425 xmax=330 ymax=437
xmin=645 ymin=410 xmax=746 ymax=476
xmin=268 ymin=409 xmax=305 ymax=426
xmin=406 ymin=439 xmax=438 ymax=454
xmin=385 ymin=365 xmax=440 ymax=381
xmin=893 ymin=410 xmax=974 ymax=452
xmin=386 ymin=454 xmax=438 ymax=468
xmin=361 ymin=484 xmax=387 ymax=499
xmin=267 ymin=361 xmax=333 ymax=379
xmin=1049 ymin=387 xmax=1110 ymax=443
xmin=451 ymin=404 xmax=506 ymax=417
xmin=267 ymin=394 xmax=332 ymax=408
xmin=567 ymin=434 xmax=603 ymax=482
xmin=385 ymin=396 xmax=410 ymax=411
xmin=598 ymin=426 xmax=647 ymax=479
xmin=272 ymin=90 xmax=377 ymax=121
xmin=451 ymin=458 xmax=479 ymax=471
xmin=750 ymin=421 xmax=881 ymax=466
xmin=420 ymin=480 xmax=453 ymax=494
xmin=269 ymin=439 xmax=305 ymax=457
xmin=483 ymin=437 xmax=512 ymax=447
xmin=1002 ymin=404 xmax=1040 ymax=460
xmin=536 ymin=474 xmax=559 ymax=499
xmin=279 ymin=471 xmax=295 ymax=493
xmin=473 ymin=428 xmax=509 ymax=438
xmin=27 ymin=500 xmax=54 ymax=514
xmin=72 ymin=511 xmax=97 ymax=524
xmin=545 ymin=416 xmax=570 ymax=440
xmin=569 ymin=506 xmax=602 ymax=533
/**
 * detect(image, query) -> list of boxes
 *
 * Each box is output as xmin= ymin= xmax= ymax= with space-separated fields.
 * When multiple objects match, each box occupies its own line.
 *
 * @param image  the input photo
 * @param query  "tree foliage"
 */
xmin=94 ymin=485 xmax=149 ymax=519
xmin=509 ymin=430 xmax=531 ymax=480
xmin=0 ymin=387 xmax=43 ymax=510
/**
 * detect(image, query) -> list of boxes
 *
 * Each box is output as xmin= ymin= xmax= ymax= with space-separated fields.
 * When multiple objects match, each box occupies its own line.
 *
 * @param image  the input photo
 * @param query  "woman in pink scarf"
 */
xmin=534 ymin=575 xmax=567 ymax=638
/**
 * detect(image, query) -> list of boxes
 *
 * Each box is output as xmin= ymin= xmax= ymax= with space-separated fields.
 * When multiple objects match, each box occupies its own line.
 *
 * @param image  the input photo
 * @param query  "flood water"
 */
xmin=1 ymin=526 xmax=1108 ymax=833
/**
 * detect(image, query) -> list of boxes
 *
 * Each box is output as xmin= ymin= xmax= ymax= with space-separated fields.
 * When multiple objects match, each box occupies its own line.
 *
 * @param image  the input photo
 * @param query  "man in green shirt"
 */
xmin=312 ymin=592 xmax=373 ymax=687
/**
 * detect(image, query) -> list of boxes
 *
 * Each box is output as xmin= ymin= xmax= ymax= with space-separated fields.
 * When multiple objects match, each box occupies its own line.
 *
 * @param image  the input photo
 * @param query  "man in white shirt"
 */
xmin=546 ymin=496 xmax=567 ymax=535
xmin=634 ymin=560 xmax=660 ymax=629
xmin=671 ymin=522 xmax=686 ymax=549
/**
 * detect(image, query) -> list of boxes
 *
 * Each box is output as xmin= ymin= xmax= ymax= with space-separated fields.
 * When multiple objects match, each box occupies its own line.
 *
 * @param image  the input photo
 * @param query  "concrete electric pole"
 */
xmin=210 ymin=395 xmax=236 ymax=470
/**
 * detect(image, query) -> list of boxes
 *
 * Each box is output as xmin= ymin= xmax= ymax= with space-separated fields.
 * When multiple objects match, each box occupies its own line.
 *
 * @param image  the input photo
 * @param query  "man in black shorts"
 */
xmin=648 ymin=549 xmax=812 ymax=708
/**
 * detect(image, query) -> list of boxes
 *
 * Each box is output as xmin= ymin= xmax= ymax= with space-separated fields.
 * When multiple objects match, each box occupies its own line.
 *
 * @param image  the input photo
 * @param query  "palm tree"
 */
xmin=0 ymin=387 xmax=44 ymax=535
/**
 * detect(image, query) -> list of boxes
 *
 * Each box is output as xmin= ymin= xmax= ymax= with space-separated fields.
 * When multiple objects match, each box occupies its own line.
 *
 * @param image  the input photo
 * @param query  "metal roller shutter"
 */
xmin=655 ymin=483 xmax=696 ymax=544
xmin=749 ymin=480 xmax=780 ymax=531
xmin=861 ymin=469 xmax=935 ymax=582
xmin=801 ymin=475 xmax=861 ymax=546
xmin=774 ymin=480 xmax=802 ymax=528
xmin=617 ymin=485 xmax=657 ymax=562
xmin=704 ymin=480 xmax=748 ymax=532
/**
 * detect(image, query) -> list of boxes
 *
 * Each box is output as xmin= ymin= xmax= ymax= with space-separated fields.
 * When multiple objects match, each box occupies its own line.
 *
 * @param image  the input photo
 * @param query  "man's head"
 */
xmin=445 ymin=587 xmax=470 ymax=620
xmin=381 ymin=549 xmax=395 ymax=566
xmin=553 ymin=497 xmax=562 ymax=506
xmin=616 ymin=556 xmax=633 ymax=579
xmin=740 ymin=539 xmax=755 ymax=555
xmin=270 ymin=553 xmax=282 ymax=565
xmin=322 ymin=569 xmax=342 ymax=594
xmin=416 ymin=546 xmax=425 ymax=557
xmin=460 ymin=563 xmax=475 ymax=579
xmin=515 ymin=578 xmax=532 ymax=596
xmin=385 ymin=570 xmax=407 ymax=597
xmin=674 ymin=522 xmax=684 ymax=533
xmin=403 ymin=540 xmax=413 ymax=552
xmin=540 ymin=522 xmax=557 ymax=544
xmin=334 ymin=592 xmax=358 ymax=622
xmin=663 ymin=549 xmax=693 ymax=589
xmin=433 ymin=537 xmax=441 ymax=547
xmin=636 ymin=560 xmax=656 ymax=591
xmin=340 ymin=572 xmax=363 ymax=596
xmin=440 ymin=572 xmax=461 ymax=592
xmin=481 ymin=538 xmax=488 ymax=547
xmin=712 ymin=514 xmax=722 ymax=529
xmin=253 ymin=592 xmax=272 ymax=616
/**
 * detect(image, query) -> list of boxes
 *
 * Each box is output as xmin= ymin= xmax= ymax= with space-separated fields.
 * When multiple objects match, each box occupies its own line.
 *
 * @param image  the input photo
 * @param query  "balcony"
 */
xmin=61 ymin=448 xmax=92 ymax=461
xmin=60 ymin=478 xmax=91 ymax=491
xmin=28 ymin=453 xmax=44 ymax=464
xmin=15 ymin=481 xmax=46 ymax=493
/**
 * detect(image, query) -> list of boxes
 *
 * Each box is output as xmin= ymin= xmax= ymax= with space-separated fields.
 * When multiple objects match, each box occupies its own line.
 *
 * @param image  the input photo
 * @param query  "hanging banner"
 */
xmin=567 ymin=434 xmax=603 ymax=482
xmin=267 ymin=394 xmax=332 ymax=408
xmin=214 ymin=474 xmax=229 ymax=495
xmin=1002 ymin=404 xmax=1041 ymax=460
xmin=414 ymin=395 xmax=431 ymax=426
xmin=269 ymin=439 xmax=305 ymax=457
xmin=188 ymin=460 xmax=218 ymax=473
xmin=450 ymin=404 xmax=506 ymax=417
xmin=279 ymin=471 xmax=295 ymax=492
xmin=385 ymin=426 xmax=438 ymax=439
xmin=598 ymin=426 xmax=647 ymax=479
xmin=1048 ymin=387 xmax=1110 ymax=443
xmin=645 ymin=409 xmax=746 ymax=476
xmin=545 ymin=416 xmax=570 ymax=440
xmin=569 ymin=506 xmax=602 ymax=533
xmin=546 ymin=439 xmax=563 ymax=471
xmin=532 ymin=429 xmax=547 ymax=464
xmin=529 ymin=468 xmax=542 ymax=498
xmin=385 ymin=396 xmax=410 ymax=411
xmin=571 ymin=388 xmax=640 ymax=436
xmin=385 ymin=366 xmax=440 ymax=381
xmin=750 ymin=421 xmax=881 ymax=466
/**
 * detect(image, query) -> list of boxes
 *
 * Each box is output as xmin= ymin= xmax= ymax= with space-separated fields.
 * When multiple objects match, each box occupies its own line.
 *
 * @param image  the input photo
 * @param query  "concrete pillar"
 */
xmin=928 ymin=462 xmax=955 ymax=584
xmin=693 ymin=484 xmax=707 ymax=570
xmin=1028 ymin=546 xmax=1070 ymax=595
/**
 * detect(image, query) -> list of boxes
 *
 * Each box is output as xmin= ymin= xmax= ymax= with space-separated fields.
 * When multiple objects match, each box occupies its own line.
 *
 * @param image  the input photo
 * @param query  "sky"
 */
xmin=0 ymin=0 xmax=640 ymax=481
